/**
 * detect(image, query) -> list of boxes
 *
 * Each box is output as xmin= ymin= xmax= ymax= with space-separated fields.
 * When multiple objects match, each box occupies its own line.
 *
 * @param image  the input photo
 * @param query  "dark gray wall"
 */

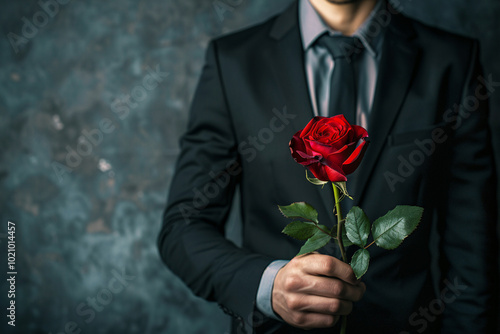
xmin=0 ymin=1 xmax=498 ymax=333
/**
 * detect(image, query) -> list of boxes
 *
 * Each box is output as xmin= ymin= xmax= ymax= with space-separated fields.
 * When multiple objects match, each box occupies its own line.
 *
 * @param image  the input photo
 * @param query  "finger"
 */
xmin=286 ymin=293 xmax=353 ymax=315
xmin=286 ymin=311 xmax=338 ymax=329
xmin=299 ymin=275 xmax=365 ymax=302
xmin=301 ymin=254 xmax=359 ymax=285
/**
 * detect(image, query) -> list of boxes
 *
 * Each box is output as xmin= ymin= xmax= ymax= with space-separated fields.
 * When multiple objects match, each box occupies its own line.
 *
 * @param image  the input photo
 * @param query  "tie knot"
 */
xmin=316 ymin=34 xmax=364 ymax=60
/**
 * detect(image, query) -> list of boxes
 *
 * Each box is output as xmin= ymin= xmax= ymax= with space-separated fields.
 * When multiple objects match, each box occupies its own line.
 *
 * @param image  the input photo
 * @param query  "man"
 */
xmin=158 ymin=0 xmax=497 ymax=333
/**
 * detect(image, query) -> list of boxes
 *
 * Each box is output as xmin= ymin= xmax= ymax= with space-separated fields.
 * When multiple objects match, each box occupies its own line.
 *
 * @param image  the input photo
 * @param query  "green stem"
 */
xmin=364 ymin=239 xmax=376 ymax=249
xmin=340 ymin=315 xmax=347 ymax=334
xmin=332 ymin=183 xmax=347 ymax=263
xmin=332 ymin=182 xmax=348 ymax=334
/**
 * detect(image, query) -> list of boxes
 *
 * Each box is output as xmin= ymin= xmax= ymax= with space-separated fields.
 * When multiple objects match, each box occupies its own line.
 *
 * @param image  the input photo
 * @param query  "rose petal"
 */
xmin=290 ymin=133 xmax=324 ymax=167
xmin=307 ymin=162 xmax=347 ymax=182
xmin=289 ymin=132 xmax=308 ymax=162
xmin=296 ymin=150 xmax=322 ymax=165
xmin=306 ymin=162 xmax=346 ymax=182
xmin=306 ymin=162 xmax=329 ymax=181
xmin=307 ymin=138 xmax=338 ymax=157
xmin=342 ymin=138 xmax=370 ymax=175
xmin=351 ymin=124 xmax=369 ymax=140
xmin=321 ymin=141 xmax=356 ymax=169
xmin=300 ymin=116 xmax=326 ymax=137
xmin=330 ymin=114 xmax=349 ymax=125
xmin=324 ymin=164 xmax=348 ymax=182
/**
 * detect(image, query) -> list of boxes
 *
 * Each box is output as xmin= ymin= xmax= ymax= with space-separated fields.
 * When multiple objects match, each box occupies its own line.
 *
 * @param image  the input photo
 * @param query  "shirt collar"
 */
xmin=299 ymin=0 xmax=385 ymax=57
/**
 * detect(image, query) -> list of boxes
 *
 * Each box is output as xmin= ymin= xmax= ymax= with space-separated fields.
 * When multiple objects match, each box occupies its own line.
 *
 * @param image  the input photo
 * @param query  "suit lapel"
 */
xmin=266 ymin=2 xmax=337 ymax=224
xmin=353 ymin=12 xmax=420 ymax=206
xmin=267 ymin=2 xmax=314 ymax=129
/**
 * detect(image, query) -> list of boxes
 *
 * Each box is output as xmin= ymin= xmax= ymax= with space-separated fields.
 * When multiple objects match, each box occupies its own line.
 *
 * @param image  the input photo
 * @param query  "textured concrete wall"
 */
xmin=0 ymin=0 xmax=498 ymax=333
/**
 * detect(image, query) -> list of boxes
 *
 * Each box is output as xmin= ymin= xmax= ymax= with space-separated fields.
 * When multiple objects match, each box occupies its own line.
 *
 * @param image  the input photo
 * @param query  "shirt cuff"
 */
xmin=255 ymin=260 xmax=289 ymax=321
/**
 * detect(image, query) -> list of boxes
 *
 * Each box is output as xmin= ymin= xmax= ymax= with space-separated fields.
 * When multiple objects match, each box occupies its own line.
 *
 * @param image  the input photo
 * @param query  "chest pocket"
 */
xmin=387 ymin=122 xmax=450 ymax=147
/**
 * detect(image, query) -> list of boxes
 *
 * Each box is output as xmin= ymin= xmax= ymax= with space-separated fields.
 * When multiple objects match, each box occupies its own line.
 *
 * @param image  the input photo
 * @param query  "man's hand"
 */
xmin=272 ymin=253 xmax=366 ymax=329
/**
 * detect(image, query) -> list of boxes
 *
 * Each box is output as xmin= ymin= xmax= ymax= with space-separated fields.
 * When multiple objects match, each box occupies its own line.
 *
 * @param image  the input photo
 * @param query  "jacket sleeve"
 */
xmin=439 ymin=40 xmax=498 ymax=333
xmin=157 ymin=40 xmax=275 ymax=331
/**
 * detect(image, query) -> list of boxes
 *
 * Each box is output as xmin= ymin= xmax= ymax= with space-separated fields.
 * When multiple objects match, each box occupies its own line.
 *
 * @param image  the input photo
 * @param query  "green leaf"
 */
xmin=297 ymin=230 xmax=331 ymax=256
xmin=350 ymin=248 xmax=370 ymax=279
xmin=282 ymin=221 xmax=317 ymax=240
xmin=345 ymin=206 xmax=371 ymax=247
xmin=305 ymin=170 xmax=328 ymax=186
xmin=278 ymin=202 xmax=319 ymax=224
xmin=342 ymin=227 xmax=354 ymax=247
xmin=371 ymin=205 xmax=423 ymax=250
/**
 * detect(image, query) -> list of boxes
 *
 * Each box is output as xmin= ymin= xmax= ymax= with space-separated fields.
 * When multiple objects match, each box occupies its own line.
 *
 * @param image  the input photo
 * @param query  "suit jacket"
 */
xmin=158 ymin=2 xmax=497 ymax=333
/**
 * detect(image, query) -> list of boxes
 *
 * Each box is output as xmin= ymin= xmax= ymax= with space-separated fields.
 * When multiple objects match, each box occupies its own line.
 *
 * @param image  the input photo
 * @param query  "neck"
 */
xmin=308 ymin=0 xmax=378 ymax=36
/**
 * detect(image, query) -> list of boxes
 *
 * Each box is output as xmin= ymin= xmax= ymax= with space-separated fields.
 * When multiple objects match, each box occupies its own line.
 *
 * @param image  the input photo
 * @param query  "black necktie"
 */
xmin=316 ymin=34 xmax=363 ymax=124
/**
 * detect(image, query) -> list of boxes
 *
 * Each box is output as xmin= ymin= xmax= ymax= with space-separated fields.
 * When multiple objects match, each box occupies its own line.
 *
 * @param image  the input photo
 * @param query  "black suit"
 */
xmin=158 ymin=2 xmax=497 ymax=333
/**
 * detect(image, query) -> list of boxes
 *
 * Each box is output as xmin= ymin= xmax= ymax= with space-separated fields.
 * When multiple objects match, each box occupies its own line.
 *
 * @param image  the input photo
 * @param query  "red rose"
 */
xmin=289 ymin=115 xmax=369 ymax=182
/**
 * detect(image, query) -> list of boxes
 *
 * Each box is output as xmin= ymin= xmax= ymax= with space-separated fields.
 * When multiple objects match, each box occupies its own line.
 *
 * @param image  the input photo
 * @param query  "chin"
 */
xmin=325 ymin=0 xmax=363 ymax=4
